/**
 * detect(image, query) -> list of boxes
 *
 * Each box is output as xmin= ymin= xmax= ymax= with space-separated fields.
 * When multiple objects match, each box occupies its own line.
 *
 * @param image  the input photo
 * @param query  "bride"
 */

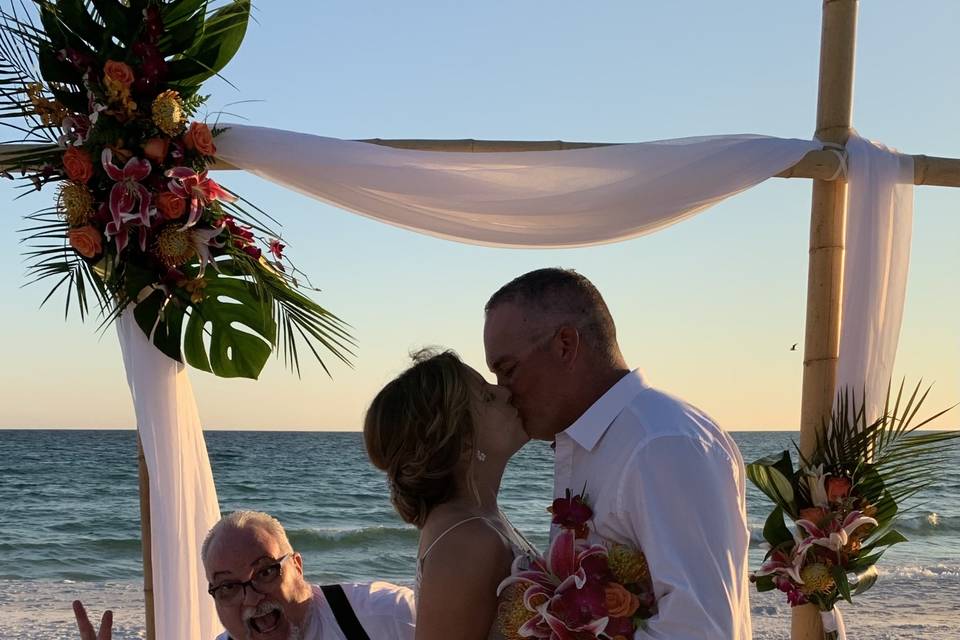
xmin=364 ymin=349 xmax=537 ymax=640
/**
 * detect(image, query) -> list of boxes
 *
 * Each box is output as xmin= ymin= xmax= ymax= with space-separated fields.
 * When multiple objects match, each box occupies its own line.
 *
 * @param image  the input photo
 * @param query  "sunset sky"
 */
xmin=0 ymin=1 xmax=956 ymax=430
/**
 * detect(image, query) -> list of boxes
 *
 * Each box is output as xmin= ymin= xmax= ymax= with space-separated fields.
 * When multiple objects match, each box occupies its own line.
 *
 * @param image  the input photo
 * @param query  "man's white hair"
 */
xmin=201 ymin=510 xmax=294 ymax=566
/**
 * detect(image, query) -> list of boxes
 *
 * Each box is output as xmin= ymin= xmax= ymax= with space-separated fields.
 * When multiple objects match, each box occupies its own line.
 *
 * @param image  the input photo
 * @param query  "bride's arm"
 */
xmin=415 ymin=520 xmax=513 ymax=640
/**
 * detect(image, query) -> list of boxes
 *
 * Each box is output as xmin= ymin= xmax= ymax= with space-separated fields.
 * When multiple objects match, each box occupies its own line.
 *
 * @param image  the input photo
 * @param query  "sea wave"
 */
xmin=288 ymin=525 xmax=418 ymax=551
xmin=748 ymin=511 xmax=957 ymax=545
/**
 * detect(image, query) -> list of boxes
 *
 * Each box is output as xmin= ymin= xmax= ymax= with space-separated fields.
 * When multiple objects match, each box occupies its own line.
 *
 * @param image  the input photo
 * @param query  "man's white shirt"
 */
xmin=553 ymin=370 xmax=752 ymax=639
xmin=214 ymin=581 xmax=416 ymax=640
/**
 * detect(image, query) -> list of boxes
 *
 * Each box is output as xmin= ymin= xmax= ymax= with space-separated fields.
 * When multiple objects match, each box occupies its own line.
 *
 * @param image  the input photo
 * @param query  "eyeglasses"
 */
xmin=495 ymin=327 xmax=562 ymax=384
xmin=207 ymin=553 xmax=292 ymax=605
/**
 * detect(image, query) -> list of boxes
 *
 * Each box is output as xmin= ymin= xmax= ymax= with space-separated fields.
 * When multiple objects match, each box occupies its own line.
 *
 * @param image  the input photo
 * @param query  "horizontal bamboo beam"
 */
xmin=3 ymin=141 xmax=960 ymax=187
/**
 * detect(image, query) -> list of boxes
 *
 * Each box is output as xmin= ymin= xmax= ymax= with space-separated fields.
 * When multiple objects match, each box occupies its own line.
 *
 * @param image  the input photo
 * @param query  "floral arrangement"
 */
xmin=0 ymin=0 xmax=352 ymax=378
xmin=747 ymin=383 xmax=957 ymax=638
xmin=496 ymin=490 xmax=656 ymax=640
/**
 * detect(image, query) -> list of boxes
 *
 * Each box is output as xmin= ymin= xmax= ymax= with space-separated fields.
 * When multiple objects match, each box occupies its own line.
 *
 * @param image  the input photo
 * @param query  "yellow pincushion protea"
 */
xmin=799 ymin=563 xmax=836 ymax=595
xmin=155 ymin=227 xmax=196 ymax=267
xmin=152 ymin=90 xmax=185 ymax=136
xmin=58 ymin=182 xmax=95 ymax=226
xmin=608 ymin=544 xmax=651 ymax=585
xmin=496 ymin=582 xmax=536 ymax=640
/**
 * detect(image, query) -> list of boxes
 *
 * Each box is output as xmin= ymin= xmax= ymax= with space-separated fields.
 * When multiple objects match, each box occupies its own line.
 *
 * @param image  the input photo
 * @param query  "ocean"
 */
xmin=1 ymin=430 xmax=957 ymax=639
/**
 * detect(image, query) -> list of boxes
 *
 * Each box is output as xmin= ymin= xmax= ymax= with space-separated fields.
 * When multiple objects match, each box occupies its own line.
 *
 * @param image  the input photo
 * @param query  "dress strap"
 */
xmin=418 ymin=516 xmax=487 ymax=565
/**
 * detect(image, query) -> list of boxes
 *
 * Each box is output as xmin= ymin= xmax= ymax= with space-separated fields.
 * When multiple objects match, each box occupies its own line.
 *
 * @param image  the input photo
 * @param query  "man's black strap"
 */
xmin=321 ymin=584 xmax=371 ymax=640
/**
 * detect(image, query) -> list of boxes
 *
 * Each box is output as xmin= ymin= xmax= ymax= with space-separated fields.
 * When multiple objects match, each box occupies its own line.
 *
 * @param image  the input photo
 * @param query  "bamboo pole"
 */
xmin=137 ymin=436 xmax=156 ymax=640
xmin=795 ymin=1 xmax=859 ymax=639
xmin=3 ymin=142 xmax=960 ymax=185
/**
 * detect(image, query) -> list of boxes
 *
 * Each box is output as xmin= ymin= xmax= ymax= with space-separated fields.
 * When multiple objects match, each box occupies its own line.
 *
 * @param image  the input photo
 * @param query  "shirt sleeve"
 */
xmin=345 ymin=581 xmax=417 ymax=640
xmin=620 ymin=435 xmax=751 ymax=639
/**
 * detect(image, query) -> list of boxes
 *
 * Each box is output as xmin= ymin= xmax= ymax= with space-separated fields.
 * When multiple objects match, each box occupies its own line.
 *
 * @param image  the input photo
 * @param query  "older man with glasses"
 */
xmin=74 ymin=510 xmax=416 ymax=640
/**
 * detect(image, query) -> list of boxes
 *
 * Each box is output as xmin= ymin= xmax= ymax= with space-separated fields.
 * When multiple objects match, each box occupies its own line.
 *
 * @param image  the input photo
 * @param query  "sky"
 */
xmin=0 ymin=1 xmax=956 ymax=430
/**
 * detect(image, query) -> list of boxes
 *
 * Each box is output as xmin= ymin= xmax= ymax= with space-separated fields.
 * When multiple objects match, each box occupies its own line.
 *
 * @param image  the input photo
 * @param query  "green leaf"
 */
xmin=168 ymin=0 xmax=249 ymax=86
xmin=183 ymin=269 xmax=276 ymax=379
xmin=55 ymin=0 xmax=107 ymax=50
xmin=830 ymin=565 xmax=852 ymax=604
xmin=762 ymin=505 xmax=794 ymax=548
xmin=158 ymin=8 xmax=205 ymax=57
xmin=89 ymin=0 xmax=135 ymax=43
xmin=133 ymin=288 xmax=185 ymax=362
xmin=38 ymin=45 xmax=82 ymax=84
xmin=161 ymin=0 xmax=208 ymax=29
xmin=753 ymin=574 xmax=776 ymax=593
xmin=747 ymin=450 xmax=798 ymax=516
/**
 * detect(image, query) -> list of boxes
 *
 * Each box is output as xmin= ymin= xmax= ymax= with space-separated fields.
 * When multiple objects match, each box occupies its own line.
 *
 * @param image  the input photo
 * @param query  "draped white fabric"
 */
xmin=217 ymin=125 xmax=820 ymax=247
xmin=117 ymin=312 xmax=222 ymax=640
xmin=836 ymin=133 xmax=914 ymax=422
xmin=118 ymin=125 xmax=915 ymax=638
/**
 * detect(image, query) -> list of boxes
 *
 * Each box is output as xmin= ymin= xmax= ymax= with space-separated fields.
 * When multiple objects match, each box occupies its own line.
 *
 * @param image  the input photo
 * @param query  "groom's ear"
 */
xmin=554 ymin=325 xmax=580 ymax=367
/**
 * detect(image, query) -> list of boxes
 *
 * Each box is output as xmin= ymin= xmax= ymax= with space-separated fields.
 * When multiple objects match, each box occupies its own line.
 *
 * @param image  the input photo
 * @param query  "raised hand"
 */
xmin=72 ymin=600 xmax=113 ymax=640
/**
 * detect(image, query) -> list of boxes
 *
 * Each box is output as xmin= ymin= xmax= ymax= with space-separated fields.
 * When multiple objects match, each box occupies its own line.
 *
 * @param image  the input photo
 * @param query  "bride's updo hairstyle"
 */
xmin=364 ymin=349 xmax=478 ymax=528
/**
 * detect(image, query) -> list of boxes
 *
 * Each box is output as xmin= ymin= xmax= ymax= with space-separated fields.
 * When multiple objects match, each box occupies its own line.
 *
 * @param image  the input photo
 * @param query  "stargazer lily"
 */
xmin=102 ymin=148 xmax=153 ymax=227
xmin=496 ymin=528 xmax=612 ymax=639
xmin=796 ymin=510 xmax=878 ymax=553
xmin=165 ymin=167 xmax=237 ymax=228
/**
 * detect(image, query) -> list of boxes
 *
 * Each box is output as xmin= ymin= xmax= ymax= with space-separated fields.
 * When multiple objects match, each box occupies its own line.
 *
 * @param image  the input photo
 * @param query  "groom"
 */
xmin=484 ymin=268 xmax=752 ymax=639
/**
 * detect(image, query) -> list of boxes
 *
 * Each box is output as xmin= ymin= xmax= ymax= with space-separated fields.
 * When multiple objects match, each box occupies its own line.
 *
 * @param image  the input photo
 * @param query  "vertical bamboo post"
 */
xmin=137 ymin=435 xmax=157 ymax=640
xmin=795 ymin=1 xmax=858 ymax=639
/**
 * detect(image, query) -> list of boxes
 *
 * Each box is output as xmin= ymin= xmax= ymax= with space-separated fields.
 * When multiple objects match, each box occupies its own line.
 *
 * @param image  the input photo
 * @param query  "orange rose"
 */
xmin=156 ymin=191 xmax=187 ymax=220
xmin=604 ymin=583 xmax=640 ymax=618
xmin=142 ymin=137 xmax=169 ymax=165
xmin=183 ymin=121 xmax=216 ymax=156
xmin=104 ymin=60 xmax=135 ymax=87
xmin=69 ymin=225 xmax=102 ymax=258
xmin=826 ymin=476 xmax=852 ymax=503
xmin=62 ymin=147 xmax=93 ymax=184
xmin=799 ymin=506 xmax=830 ymax=525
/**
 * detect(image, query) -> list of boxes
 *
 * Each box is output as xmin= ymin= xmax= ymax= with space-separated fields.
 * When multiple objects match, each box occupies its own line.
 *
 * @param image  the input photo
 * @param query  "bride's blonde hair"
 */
xmin=364 ymin=348 xmax=477 ymax=528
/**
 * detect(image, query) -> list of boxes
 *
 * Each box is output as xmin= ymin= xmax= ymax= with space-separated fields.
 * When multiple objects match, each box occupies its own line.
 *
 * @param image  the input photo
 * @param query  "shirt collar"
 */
xmin=559 ymin=369 xmax=647 ymax=452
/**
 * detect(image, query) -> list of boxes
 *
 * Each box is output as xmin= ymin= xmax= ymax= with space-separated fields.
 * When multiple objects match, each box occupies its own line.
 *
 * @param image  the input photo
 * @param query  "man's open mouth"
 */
xmin=247 ymin=608 xmax=282 ymax=635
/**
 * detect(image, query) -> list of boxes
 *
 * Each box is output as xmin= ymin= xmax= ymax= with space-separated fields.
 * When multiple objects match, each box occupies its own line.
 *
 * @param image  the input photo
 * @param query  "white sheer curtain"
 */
xmin=117 ymin=312 xmax=222 ymax=640
xmin=119 ymin=125 xmax=914 ymax=638
xmin=217 ymin=125 xmax=820 ymax=247
xmin=836 ymin=133 xmax=914 ymax=421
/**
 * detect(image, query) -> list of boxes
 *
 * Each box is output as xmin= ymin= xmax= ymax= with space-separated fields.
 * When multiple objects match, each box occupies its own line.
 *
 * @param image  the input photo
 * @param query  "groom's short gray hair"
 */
xmin=201 ymin=510 xmax=293 ymax=565
xmin=486 ymin=267 xmax=619 ymax=358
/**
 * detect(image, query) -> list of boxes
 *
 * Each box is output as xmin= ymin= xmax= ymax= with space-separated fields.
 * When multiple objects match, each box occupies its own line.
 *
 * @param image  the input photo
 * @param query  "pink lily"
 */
xmin=756 ymin=547 xmax=806 ymax=585
xmin=102 ymin=148 xmax=153 ymax=227
xmin=192 ymin=223 xmax=227 ymax=276
xmin=796 ymin=510 xmax=878 ymax=553
xmin=165 ymin=167 xmax=237 ymax=228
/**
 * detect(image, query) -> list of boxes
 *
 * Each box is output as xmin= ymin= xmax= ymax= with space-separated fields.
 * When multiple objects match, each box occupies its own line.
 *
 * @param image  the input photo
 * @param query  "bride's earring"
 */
xmin=476 ymin=449 xmax=487 ymax=462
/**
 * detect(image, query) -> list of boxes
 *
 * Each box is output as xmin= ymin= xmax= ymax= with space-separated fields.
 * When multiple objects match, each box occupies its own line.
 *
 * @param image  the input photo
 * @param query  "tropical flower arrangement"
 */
xmin=747 ymin=382 xmax=957 ymax=639
xmin=0 ymin=0 xmax=352 ymax=378
xmin=496 ymin=490 xmax=656 ymax=640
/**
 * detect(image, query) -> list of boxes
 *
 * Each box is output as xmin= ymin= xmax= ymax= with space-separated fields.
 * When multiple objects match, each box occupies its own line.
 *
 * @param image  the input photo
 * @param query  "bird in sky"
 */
xmin=790 ymin=343 xmax=798 ymax=351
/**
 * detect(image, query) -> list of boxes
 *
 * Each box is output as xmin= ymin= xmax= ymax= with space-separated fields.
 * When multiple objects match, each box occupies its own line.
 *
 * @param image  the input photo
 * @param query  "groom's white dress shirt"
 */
xmin=553 ymin=370 xmax=752 ymax=640
xmin=213 ymin=582 xmax=416 ymax=640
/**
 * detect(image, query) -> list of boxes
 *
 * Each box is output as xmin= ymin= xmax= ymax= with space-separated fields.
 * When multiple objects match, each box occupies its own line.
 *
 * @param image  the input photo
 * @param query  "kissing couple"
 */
xmin=364 ymin=267 xmax=753 ymax=639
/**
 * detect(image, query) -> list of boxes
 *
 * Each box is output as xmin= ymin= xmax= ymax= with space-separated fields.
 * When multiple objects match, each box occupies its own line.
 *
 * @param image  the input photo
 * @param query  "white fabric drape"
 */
xmin=117 ymin=312 xmax=222 ymax=640
xmin=217 ymin=125 xmax=820 ymax=247
xmin=118 ymin=125 xmax=915 ymax=638
xmin=836 ymin=133 xmax=914 ymax=421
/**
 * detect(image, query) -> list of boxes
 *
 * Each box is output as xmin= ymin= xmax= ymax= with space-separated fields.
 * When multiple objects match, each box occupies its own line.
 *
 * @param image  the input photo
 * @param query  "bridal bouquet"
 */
xmin=496 ymin=490 xmax=656 ymax=640
xmin=0 ymin=0 xmax=352 ymax=378
xmin=748 ymin=382 xmax=957 ymax=638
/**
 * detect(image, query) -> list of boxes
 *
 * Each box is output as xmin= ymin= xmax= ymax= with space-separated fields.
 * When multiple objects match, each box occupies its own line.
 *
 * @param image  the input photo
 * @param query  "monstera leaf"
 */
xmin=182 ymin=266 xmax=276 ymax=379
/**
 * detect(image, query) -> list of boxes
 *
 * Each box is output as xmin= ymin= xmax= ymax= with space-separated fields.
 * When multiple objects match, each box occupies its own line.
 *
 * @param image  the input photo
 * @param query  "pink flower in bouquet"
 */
xmin=549 ymin=489 xmax=593 ymax=539
xmin=165 ymin=167 xmax=236 ymax=228
xmin=796 ymin=510 xmax=878 ymax=554
xmin=102 ymin=148 xmax=153 ymax=226
xmin=497 ymin=528 xmax=613 ymax=639
xmin=269 ymin=238 xmax=285 ymax=260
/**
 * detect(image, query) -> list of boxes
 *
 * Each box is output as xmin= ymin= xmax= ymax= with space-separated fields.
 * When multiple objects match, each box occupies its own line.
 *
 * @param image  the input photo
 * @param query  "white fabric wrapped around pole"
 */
xmin=117 ymin=312 xmax=223 ymax=640
xmin=836 ymin=133 xmax=915 ymax=421
xmin=217 ymin=125 xmax=821 ymax=247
